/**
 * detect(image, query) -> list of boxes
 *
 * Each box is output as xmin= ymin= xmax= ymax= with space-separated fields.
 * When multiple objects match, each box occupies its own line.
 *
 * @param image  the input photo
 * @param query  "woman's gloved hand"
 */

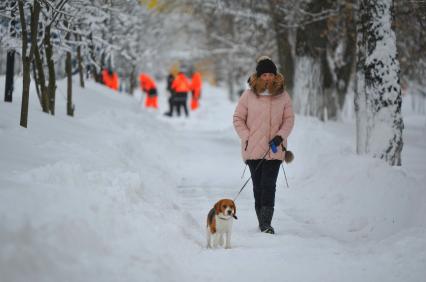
xmin=270 ymin=135 xmax=283 ymax=147
xmin=269 ymin=135 xmax=283 ymax=153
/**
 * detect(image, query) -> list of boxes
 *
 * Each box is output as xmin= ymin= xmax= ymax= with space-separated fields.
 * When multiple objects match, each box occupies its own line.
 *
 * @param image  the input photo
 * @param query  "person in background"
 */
xmin=233 ymin=56 xmax=295 ymax=234
xmin=190 ymin=71 xmax=202 ymax=111
xmin=164 ymin=73 xmax=175 ymax=116
xmin=102 ymin=67 xmax=119 ymax=91
xmin=139 ymin=73 xmax=158 ymax=109
xmin=171 ymin=71 xmax=191 ymax=117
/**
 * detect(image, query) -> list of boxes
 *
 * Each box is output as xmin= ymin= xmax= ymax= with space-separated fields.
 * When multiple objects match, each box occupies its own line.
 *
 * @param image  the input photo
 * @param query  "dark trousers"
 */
xmin=247 ymin=160 xmax=281 ymax=209
xmin=174 ymin=92 xmax=189 ymax=117
xmin=166 ymin=96 xmax=174 ymax=115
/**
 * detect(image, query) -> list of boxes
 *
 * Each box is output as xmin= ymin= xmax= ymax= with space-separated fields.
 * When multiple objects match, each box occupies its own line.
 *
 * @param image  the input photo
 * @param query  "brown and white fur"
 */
xmin=206 ymin=199 xmax=237 ymax=249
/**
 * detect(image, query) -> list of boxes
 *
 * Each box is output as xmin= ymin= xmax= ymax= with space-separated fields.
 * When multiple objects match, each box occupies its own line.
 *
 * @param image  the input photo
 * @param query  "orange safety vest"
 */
xmin=191 ymin=72 xmax=202 ymax=90
xmin=171 ymin=73 xmax=191 ymax=93
xmin=102 ymin=69 xmax=119 ymax=90
xmin=191 ymin=72 xmax=202 ymax=98
xmin=139 ymin=73 xmax=156 ymax=92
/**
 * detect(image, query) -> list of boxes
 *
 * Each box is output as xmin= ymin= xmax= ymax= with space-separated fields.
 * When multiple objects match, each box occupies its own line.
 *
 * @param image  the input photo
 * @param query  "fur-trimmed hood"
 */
xmin=248 ymin=72 xmax=285 ymax=96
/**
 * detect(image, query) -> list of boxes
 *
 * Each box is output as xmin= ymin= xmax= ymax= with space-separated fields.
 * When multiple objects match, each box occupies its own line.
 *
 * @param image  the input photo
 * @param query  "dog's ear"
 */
xmin=214 ymin=200 xmax=222 ymax=214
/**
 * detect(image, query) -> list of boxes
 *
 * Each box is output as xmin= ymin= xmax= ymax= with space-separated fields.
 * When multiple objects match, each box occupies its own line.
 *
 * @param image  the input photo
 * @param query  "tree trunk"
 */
xmin=355 ymin=0 xmax=369 ymax=155
xmin=18 ymin=0 xmax=40 ymax=128
xmin=88 ymin=32 xmax=101 ymax=83
xmin=278 ymin=31 xmax=295 ymax=95
xmin=4 ymin=50 xmax=15 ymax=102
xmin=66 ymin=51 xmax=74 ymax=116
xmin=294 ymin=0 xmax=334 ymax=119
xmin=44 ymin=25 xmax=56 ymax=115
xmin=4 ymin=0 xmax=18 ymax=102
xmin=18 ymin=0 xmax=28 ymax=128
xmin=268 ymin=1 xmax=294 ymax=95
xmin=321 ymin=49 xmax=336 ymax=121
xmin=293 ymin=56 xmax=322 ymax=117
xmin=356 ymin=0 xmax=404 ymax=166
xmin=33 ymin=37 xmax=50 ymax=113
xmin=129 ymin=64 xmax=137 ymax=95
xmin=32 ymin=59 xmax=43 ymax=108
xmin=76 ymin=34 xmax=85 ymax=88
xmin=20 ymin=57 xmax=31 ymax=128
xmin=336 ymin=1 xmax=357 ymax=111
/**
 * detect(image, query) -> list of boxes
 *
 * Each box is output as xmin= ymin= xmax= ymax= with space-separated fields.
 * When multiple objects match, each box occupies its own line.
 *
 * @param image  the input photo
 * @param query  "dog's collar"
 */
xmin=217 ymin=215 xmax=233 ymax=221
xmin=217 ymin=215 xmax=238 ymax=220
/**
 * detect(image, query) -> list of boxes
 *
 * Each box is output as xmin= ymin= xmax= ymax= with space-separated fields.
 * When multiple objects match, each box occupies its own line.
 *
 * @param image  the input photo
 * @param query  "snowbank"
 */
xmin=1 ymin=76 xmax=425 ymax=282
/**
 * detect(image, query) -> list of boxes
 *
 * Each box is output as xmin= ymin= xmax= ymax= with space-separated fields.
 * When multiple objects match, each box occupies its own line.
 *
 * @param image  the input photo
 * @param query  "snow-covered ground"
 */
xmin=1 ymin=76 xmax=425 ymax=282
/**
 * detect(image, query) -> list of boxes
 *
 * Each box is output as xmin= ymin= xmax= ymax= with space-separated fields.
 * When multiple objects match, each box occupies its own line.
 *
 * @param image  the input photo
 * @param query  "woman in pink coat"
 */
xmin=233 ymin=56 xmax=294 ymax=234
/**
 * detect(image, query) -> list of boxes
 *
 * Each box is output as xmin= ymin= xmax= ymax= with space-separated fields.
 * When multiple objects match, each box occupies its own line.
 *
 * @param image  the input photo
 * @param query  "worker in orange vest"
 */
xmin=171 ymin=71 xmax=192 ymax=117
xmin=102 ymin=68 xmax=119 ymax=91
xmin=190 ymin=71 xmax=202 ymax=110
xmin=139 ymin=73 xmax=158 ymax=109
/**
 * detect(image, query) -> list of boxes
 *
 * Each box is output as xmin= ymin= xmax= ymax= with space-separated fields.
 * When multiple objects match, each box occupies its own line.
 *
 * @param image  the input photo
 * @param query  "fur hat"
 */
xmin=256 ymin=56 xmax=277 ymax=77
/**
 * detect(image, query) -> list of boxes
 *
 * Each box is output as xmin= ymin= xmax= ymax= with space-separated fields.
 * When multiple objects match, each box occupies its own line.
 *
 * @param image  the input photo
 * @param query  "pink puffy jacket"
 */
xmin=233 ymin=73 xmax=294 ymax=161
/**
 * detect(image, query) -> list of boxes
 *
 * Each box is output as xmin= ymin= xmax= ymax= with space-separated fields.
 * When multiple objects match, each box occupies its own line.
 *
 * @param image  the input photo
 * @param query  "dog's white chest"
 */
xmin=215 ymin=216 xmax=233 ymax=233
xmin=206 ymin=199 xmax=237 ymax=249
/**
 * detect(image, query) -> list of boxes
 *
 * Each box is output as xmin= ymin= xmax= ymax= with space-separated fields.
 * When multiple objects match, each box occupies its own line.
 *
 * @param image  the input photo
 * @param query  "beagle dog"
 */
xmin=206 ymin=199 xmax=237 ymax=249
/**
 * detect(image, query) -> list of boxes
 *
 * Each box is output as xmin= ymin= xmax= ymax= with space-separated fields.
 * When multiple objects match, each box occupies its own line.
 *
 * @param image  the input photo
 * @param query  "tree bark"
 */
xmin=268 ymin=1 xmax=294 ymax=95
xmin=366 ymin=0 xmax=403 ymax=165
xmin=355 ymin=0 xmax=369 ymax=155
xmin=129 ymin=64 xmax=137 ymax=95
xmin=4 ymin=0 xmax=18 ymax=102
xmin=356 ymin=0 xmax=404 ymax=165
xmin=294 ymin=0 xmax=334 ymax=120
xmin=18 ymin=0 xmax=40 ymax=128
xmin=336 ymin=1 xmax=357 ymax=111
xmin=88 ymin=32 xmax=101 ymax=83
xmin=293 ymin=56 xmax=322 ymax=117
xmin=4 ymin=50 xmax=15 ymax=102
xmin=33 ymin=35 xmax=50 ymax=113
xmin=32 ymin=59 xmax=43 ymax=108
xmin=278 ymin=30 xmax=295 ymax=95
xmin=66 ymin=51 xmax=74 ymax=116
xmin=21 ymin=56 xmax=31 ymax=128
xmin=64 ymin=23 xmax=74 ymax=117
xmin=44 ymin=25 xmax=56 ymax=115
xmin=75 ymin=34 xmax=85 ymax=88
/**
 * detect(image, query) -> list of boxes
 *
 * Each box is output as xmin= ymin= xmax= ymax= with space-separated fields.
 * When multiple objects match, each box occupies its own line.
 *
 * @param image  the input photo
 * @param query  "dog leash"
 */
xmin=233 ymin=147 xmax=271 ymax=201
xmin=240 ymin=164 xmax=248 ymax=179
xmin=281 ymin=163 xmax=289 ymax=188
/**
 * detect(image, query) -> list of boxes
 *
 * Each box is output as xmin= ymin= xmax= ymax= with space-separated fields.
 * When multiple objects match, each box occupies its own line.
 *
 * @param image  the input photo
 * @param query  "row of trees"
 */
xmin=0 ymin=0 xmax=182 ymax=127
xmin=1 ymin=0 xmax=424 ymax=166
xmin=187 ymin=0 xmax=423 ymax=165
xmin=192 ymin=0 xmax=424 ymax=113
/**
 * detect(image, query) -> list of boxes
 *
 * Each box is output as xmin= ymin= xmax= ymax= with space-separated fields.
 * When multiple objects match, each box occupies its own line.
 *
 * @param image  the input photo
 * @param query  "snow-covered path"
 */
xmin=157 ymin=87 xmax=426 ymax=282
xmin=1 ymin=78 xmax=425 ymax=282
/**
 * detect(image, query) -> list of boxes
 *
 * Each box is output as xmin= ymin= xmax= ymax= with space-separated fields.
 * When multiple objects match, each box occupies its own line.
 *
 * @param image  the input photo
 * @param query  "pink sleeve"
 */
xmin=277 ymin=92 xmax=294 ymax=140
xmin=233 ymin=91 xmax=250 ymax=141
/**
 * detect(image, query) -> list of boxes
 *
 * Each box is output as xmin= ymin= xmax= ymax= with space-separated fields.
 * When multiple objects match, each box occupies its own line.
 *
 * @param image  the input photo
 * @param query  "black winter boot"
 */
xmin=260 ymin=206 xmax=275 ymax=234
xmin=255 ymin=207 xmax=261 ymax=229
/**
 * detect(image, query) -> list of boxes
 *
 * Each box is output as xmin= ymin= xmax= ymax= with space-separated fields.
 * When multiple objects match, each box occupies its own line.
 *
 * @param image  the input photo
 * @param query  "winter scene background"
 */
xmin=1 ymin=1 xmax=426 ymax=282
